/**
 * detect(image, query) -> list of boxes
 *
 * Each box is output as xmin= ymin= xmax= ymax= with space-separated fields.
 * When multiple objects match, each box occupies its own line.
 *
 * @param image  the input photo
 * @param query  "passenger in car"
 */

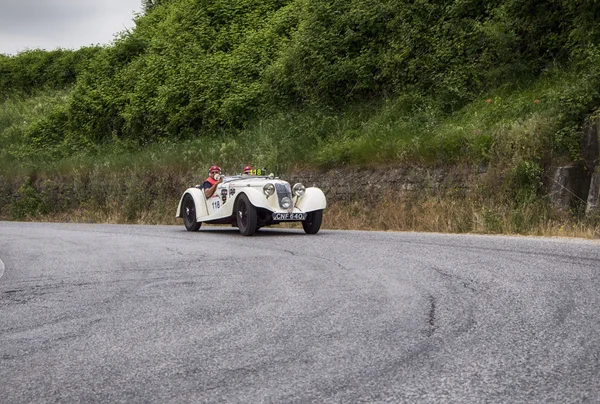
xmin=203 ymin=165 xmax=223 ymax=198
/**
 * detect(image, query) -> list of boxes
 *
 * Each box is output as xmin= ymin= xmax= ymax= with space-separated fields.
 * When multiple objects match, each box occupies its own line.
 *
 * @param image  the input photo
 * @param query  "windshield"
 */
xmin=222 ymin=175 xmax=273 ymax=184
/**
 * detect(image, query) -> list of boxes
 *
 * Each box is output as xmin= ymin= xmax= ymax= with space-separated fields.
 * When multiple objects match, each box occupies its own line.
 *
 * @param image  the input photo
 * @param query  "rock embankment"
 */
xmin=289 ymin=165 xmax=486 ymax=203
xmin=290 ymin=116 xmax=600 ymax=217
xmin=547 ymin=119 xmax=599 ymax=216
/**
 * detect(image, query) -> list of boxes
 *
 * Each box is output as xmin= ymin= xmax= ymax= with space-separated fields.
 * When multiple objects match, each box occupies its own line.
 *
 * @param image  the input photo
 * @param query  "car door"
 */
xmin=205 ymin=183 xmax=226 ymax=216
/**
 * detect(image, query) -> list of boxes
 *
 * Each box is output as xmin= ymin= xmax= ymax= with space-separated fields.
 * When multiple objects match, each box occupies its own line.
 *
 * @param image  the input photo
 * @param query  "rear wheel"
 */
xmin=302 ymin=210 xmax=323 ymax=234
xmin=236 ymin=194 xmax=257 ymax=236
xmin=183 ymin=194 xmax=201 ymax=232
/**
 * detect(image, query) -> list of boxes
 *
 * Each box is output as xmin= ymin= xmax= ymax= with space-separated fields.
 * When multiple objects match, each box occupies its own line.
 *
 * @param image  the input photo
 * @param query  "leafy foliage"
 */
xmin=2 ymin=0 xmax=600 ymax=171
xmin=0 ymin=47 xmax=100 ymax=99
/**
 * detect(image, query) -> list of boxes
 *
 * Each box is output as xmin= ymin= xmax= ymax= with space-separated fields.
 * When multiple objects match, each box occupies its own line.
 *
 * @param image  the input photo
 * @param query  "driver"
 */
xmin=203 ymin=165 xmax=223 ymax=198
xmin=243 ymin=165 xmax=252 ymax=175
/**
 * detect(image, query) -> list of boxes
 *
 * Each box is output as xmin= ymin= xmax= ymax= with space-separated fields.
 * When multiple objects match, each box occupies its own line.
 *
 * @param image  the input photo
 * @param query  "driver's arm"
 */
xmin=204 ymin=179 xmax=222 ymax=198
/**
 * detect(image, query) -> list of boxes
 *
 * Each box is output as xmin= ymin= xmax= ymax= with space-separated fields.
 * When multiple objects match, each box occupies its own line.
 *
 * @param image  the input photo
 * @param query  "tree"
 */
xmin=142 ymin=0 xmax=167 ymax=13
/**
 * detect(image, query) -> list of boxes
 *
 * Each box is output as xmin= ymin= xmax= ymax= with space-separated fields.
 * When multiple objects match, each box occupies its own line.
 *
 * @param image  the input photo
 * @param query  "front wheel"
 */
xmin=183 ymin=194 xmax=201 ymax=231
xmin=302 ymin=210 xmax=323 ymax=234
xmin=236 ymin=194 xmax=257 ymax=236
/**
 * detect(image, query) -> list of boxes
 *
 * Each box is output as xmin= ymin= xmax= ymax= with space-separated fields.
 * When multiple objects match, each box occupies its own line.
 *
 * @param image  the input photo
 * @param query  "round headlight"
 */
xmin=281 ymin=197 xmax=292 ymax=209
xmin=263 ymin=183 xmax=275 ymax=197
xmin=293 ymin=183 xmax=306 ymax=197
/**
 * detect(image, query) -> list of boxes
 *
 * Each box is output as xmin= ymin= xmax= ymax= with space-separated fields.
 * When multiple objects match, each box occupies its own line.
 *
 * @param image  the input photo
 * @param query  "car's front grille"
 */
xmin=275 ymin=183 xmax=292 ymax=208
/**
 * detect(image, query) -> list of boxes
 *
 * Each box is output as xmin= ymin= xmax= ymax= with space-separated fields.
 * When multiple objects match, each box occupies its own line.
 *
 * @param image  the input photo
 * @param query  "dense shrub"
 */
xmin=3 ymin=0 xmax=600 ymax=162
xmin=0 ymin=47 xmax=100 ymax=99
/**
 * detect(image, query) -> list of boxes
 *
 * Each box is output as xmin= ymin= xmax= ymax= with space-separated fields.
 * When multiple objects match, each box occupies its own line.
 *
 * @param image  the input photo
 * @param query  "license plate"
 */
xmin=272 ymin=212 xmax=306 ymax=221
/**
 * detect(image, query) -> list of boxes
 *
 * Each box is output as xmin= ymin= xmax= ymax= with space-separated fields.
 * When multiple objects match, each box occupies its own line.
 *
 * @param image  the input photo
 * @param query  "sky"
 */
xmin=0 ymin=0 xmax=142 ymax=55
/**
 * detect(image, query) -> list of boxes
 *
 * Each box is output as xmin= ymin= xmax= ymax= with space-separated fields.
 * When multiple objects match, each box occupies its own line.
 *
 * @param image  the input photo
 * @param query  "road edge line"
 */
xmin=0 ymin=258 xmax=4 ymax=279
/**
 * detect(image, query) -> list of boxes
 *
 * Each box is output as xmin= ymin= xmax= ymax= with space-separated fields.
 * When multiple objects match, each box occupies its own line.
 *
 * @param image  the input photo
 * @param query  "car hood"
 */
xmin=222 ymin=176 xmax=290 ymax=187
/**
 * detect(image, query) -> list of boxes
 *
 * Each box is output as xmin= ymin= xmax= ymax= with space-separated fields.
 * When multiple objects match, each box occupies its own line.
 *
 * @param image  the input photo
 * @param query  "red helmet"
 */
xmin=209 ymin=165 xmax=221 ymax=174
xmin=243 ymin=165 xmax=252 ymax=174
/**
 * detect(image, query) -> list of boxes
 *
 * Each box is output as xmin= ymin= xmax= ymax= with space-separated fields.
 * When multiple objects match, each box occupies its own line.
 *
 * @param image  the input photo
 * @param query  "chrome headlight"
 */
xmin=263 ymin=183 xmax=275 ymax=197
xmin=281 ymin=197 xmax=292 ymax=209
xmin=293 ymin=183 xmax=306 ymax=197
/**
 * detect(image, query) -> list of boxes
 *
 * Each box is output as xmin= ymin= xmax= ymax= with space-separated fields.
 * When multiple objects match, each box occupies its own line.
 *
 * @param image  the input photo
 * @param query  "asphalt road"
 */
xmin=1 ymin=222 xmax=599 ymax=403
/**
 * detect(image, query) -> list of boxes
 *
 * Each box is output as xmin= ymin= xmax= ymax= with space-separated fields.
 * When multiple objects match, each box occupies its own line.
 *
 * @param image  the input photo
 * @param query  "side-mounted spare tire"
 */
xmin=183 ymin=194 xmax=202 ymax=231
xmin=302 ymin=209 xmax=323 ymax=234
xmin=236 ymin=194 xmax=257 ymax=236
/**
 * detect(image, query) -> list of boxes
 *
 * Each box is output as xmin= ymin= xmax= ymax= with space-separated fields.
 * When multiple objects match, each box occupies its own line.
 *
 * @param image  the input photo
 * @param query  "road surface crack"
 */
xmin=430 ymin=265 xmax=476 ymax=291
xmin=427 ymin=294 xmax=436 ymax=337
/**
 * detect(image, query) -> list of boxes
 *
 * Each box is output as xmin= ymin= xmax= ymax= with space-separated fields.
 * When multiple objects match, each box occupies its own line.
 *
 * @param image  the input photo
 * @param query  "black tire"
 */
xmin=182 ymin=194 xmax=201 ymax=232
xmin=236 ymin=194 xmax=257 ymax=236
xmin=302 ymin=209 xmax=323 ymax=234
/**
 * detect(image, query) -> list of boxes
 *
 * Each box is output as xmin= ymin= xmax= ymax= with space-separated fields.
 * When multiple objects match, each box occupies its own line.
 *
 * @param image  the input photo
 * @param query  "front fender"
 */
xmin=236 ymin=187 xmax=274 ymax=211
xmin=176 ymin=187 xmax=208 ymax=218
xmin=295 ymin=187 xmax=327 ymax=212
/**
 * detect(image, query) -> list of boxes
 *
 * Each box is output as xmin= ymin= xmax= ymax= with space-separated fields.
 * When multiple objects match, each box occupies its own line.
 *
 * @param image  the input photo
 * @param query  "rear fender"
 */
xmin=176 ymin=188 xmax=208 ymax=218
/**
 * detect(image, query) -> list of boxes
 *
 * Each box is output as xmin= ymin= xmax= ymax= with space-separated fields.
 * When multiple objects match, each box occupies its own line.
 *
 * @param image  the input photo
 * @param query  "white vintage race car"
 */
xmin=176 ymin=172 xmax=326 ymax=236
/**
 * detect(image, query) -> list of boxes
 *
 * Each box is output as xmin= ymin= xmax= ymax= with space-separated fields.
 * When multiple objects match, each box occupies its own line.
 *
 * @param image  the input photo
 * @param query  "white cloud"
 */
xmin=0 ymin=0 xmax=142 ymax=55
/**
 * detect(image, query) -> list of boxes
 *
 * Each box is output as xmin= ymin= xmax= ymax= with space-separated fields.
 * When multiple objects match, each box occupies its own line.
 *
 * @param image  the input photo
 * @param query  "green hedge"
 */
xmin=5 ymin=0 xmax=600 ymax=160
xmin=0 ymin=47 xmax=100 ymax=98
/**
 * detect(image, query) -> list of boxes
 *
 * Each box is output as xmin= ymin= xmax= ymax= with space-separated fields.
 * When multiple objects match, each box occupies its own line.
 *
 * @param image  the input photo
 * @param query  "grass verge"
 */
xmin=1 ymin=67 xmax=599 ymax=239
xmin=2 ymin=167 xmax=598 ymax=239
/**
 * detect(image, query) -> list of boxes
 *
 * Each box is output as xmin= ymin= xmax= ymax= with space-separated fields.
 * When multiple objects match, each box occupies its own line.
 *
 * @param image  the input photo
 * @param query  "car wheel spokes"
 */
xmin=239 ymin=200 xmax=247 ymax=227
xmin=182 ymin=194 xmax=201 ymax=232
xmin=185 ymin=201 xmax=194 ymax=223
